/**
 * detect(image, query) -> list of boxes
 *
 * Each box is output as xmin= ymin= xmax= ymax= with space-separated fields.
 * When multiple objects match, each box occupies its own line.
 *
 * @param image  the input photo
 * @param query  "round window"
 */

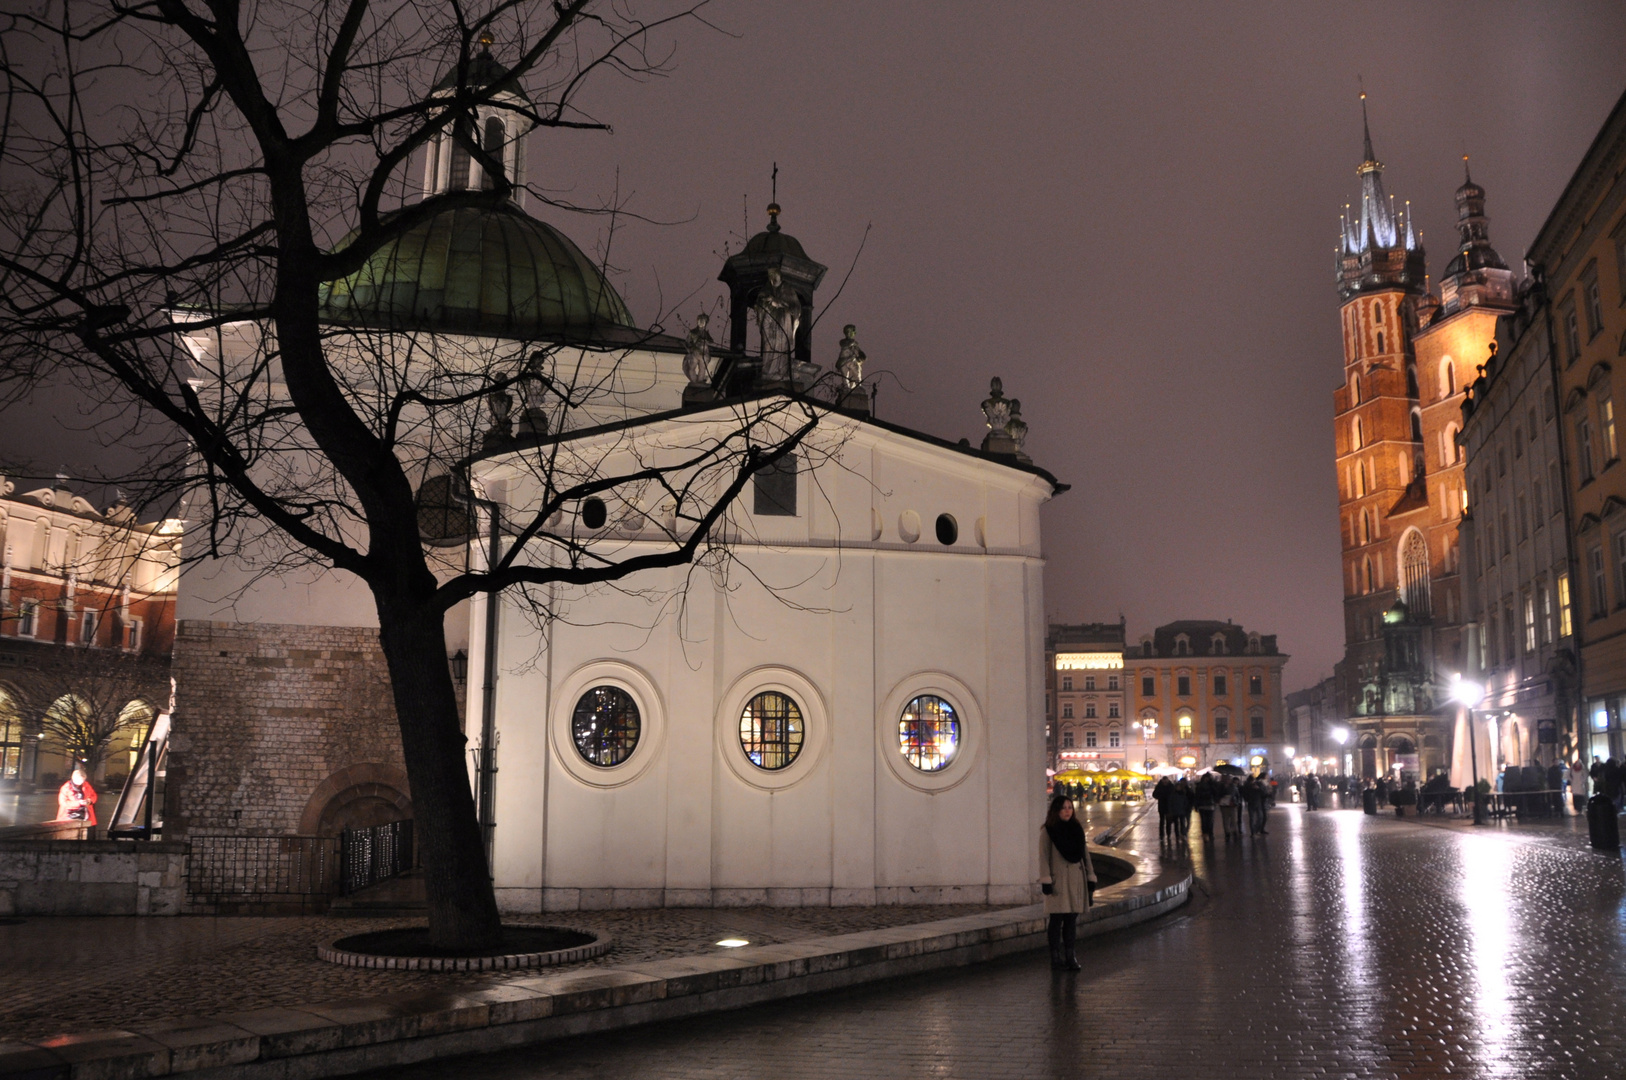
xmin=581 ymin=497 xmax=607 ymax=530
xmin=739 ymin=691 xmax=804 ymax=770
xmin=935 ymin=513 xmax=958 ymax=545
xmin=570 ymin=685 xmax=640 ymax=767
xmin=899 ymin=694 xmax=960 ymax=771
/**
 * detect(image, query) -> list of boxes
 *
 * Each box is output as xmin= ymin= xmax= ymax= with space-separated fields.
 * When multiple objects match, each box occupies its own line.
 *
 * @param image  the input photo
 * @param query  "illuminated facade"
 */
xmin=1045 ymin=621 xmax=1127 ymax=774
xmin=1535 ymin=89 xmax=1626 ymax=762
xmin=1126 ymin=621 xmax=1289 ymax=773
xmin=1329 ymin=99 xmax=1512 ymax=779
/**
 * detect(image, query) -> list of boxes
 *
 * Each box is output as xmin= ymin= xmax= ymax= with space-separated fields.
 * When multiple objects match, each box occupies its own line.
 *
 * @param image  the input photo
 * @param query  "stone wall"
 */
xmin=167 ymin=621 xmax=408 ymax=838
xmin=0 ymin=839 xmax=187 ymax=915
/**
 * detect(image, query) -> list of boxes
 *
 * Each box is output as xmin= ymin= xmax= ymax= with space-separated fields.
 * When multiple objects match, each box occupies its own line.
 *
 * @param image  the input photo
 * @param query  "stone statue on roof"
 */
xmin=1007 ymin=399 xmax=1030 ymax=461
xmin=837 ymin=324 xmax=865 ymax=389
xmin=683 ymin=313 xmax=714 ymax=388
xmin=754 ymin=267 xmax=801 ymax=384
xmin=981 ymin=377 xmax=1011 ymax=434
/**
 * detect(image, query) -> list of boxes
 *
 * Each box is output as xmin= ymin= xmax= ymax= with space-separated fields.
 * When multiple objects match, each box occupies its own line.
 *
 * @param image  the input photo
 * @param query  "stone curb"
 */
xmin=316 ymin=927 xmax=612 ymax=972
xmin=0 ymin=860 xmax=1189 ymax=1080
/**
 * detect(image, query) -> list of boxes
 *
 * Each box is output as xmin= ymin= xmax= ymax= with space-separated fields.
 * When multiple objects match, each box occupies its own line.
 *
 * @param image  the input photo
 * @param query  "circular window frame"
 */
xmin=878 ymin=673 xmax=984 ymax=793
xmin=568 ymin=684 xmax=642 ymax=769
xmin=716 ymin=667 xmax=829 ymax=792
xmin=550 ymin=661 xmax=665 ymax=790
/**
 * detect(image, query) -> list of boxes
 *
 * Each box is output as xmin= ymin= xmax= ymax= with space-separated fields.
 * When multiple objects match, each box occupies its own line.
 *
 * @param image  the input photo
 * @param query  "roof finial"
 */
xmin=478 ymin=29 xmax=494 ymax=49
xmin=1462 ymin=153 xmax=1472 ymax=184
xmin=766 ymin=161 xmax=781 ymax=232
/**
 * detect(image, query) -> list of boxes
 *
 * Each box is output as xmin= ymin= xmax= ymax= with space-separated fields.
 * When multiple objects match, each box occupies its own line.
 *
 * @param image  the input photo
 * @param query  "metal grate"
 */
xmin=340 ymin=818 xmax=415 ymax=896
xmin=186 ymin=834 xmax=339 ymax=910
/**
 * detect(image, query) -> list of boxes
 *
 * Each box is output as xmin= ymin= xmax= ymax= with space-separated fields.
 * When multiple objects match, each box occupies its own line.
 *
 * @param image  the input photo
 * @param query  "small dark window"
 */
xmin=1249 ymin=674 xmax=1263 ymax=695
xmin=1377 ymin=331 xmax=1385 ymax=354
xmin=1214 ymin=715 xmax=1229 ymax=740
xmin=1142 ymin=674 xmax=1155 ymax=696
xmin=1213 ymin=673 xmax=1227 ymax=696
xmin=1177 ymin=675 xmax=1191 ymax=697
xmin=935 ymin=514 xmax=958 ymax=545
xmin=480 ymin=117 xmax=506 ymax=189
xmin=581 ymin=498 xmax=607 ymax=530
xmin=447 ymin=120 xmax=473 ymax=191
xmin=571 ymin=685 xmax=640 ymax=767
xmin=1250 ymin=714 xmax=1265 ymax=740
xmin=752 ymin=453 xmax=797 ymax=516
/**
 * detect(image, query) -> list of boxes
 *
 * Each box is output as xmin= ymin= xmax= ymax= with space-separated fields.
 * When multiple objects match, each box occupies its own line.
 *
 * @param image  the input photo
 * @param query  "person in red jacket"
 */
xmin=55 ymin=767 xmax=97 ymax=827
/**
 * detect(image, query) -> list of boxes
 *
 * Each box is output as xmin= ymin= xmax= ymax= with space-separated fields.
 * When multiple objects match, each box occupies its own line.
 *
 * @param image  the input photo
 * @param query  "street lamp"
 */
xmin=1450 ymin=675 xmax=1486 ymax=825
xmin=1132 ymin=718 xmax=1158 ymax=770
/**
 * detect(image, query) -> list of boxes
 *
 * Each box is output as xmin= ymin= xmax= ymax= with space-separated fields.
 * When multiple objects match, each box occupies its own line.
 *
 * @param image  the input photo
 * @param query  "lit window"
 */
xmin=899 ymin=694 xmax=960 ymax=772
xmin=1084 ymin=729 xmax=1097 ymax=748
xmin=1539 ymin=583 xmax=1553 ymax=646
xmin=1249 ymin=674 xmax=1263 ymax=696
xmin=1108 ymin=701 xmax=1120 ymax=718
xmin=1108 ymin=729 xmax=1121 ymax=748
xmin=739 ymin=691 xmax=804 ymax=770
xmin=1604 ymin=399 xmax=1619 ymax=462
xmin=1559 ymin=573 xmax=1573 ymax=637
xmin=571 ymin=685 xmax=641 ymax=767
xmin=1177 ymin=714 xmax=1193 ymax=739
xmin=1524 ymin=591 xmax=1537 ymax=652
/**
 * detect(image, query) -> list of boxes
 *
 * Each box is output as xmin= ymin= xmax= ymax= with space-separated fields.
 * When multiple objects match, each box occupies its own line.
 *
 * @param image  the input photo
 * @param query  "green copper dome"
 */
xmin=320 ymin=203 xmax=635 ymax=339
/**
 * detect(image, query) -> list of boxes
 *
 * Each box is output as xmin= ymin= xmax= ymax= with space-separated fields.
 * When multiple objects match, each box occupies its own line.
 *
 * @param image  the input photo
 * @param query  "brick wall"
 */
xmin=167 ymin=621 xmax=406 ymax=838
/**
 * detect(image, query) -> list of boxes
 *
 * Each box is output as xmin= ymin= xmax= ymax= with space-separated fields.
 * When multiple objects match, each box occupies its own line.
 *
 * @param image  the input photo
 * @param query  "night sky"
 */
xmin=6 ymin=2 xmax=1626 ymax=689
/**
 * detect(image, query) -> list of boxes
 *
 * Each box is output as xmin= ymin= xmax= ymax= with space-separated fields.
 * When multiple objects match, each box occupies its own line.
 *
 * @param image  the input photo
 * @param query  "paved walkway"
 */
xmin=369 ymin=801 xmax=1626 ymax=1080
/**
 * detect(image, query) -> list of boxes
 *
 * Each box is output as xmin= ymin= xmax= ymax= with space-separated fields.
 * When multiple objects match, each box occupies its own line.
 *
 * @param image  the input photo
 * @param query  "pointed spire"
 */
xmin=1462 ymin=153 xmax=1472 ymax=185
xmin=1360 ymin=87 xmax=1376 ymax=165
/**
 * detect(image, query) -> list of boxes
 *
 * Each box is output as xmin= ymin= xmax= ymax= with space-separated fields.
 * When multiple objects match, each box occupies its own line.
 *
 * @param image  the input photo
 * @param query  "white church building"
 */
xmin=164 ymin=47 xmax=1064 ymax=911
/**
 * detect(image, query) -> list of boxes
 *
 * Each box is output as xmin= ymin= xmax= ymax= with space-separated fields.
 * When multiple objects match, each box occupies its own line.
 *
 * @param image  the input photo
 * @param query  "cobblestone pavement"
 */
xmin=374 ymin=803 xmax=1626 ymax=1080
xmin=0 ymin=903 xmax=994 ymax=1041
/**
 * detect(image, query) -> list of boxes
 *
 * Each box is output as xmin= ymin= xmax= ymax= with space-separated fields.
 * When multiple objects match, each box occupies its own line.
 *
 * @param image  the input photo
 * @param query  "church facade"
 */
xmin=1330 ymin=101 xmax=1514 ymax=779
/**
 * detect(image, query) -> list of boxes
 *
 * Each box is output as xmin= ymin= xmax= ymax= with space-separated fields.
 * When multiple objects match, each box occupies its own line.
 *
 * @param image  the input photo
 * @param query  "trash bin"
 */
xmin=1587 ymin=795 xmax=1620 ymax=850
xmin=1362 ymin=788 xmax=1378 ymax=815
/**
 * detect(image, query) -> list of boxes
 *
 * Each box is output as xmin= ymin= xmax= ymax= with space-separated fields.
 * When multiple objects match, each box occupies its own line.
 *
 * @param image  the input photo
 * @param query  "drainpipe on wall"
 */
xmin=476 ymin=498 xmax=502 ymax=878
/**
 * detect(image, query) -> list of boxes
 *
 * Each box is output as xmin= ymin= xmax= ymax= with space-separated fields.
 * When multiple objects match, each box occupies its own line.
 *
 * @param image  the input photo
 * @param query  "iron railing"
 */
xmin=340 ymin=818 xmax=414 ymax=896
xmin=185 ymin=833 xmax=339 ymax=911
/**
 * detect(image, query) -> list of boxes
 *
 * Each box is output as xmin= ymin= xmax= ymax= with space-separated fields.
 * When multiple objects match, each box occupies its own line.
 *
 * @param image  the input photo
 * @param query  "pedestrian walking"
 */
xmin=1243 ymin=776 xmax=1268 ymax=835
xmin=1304 ymin=773 xmax=1321 ymax=811
xmin=1153 ymin=775 xmax=1174 ymax=843
xmin=1194 ymin=773 xmax=1217 ymax=840
xmin=1172 ymin=777 xmax=1194 ymax=843
xmin=53 ymin=767 xmax=97 ymax=828
xmin=1039 ymin=795 xmax=1095 ymax=972
xmin=1219 ymin=776 xmax=1242 ymax=839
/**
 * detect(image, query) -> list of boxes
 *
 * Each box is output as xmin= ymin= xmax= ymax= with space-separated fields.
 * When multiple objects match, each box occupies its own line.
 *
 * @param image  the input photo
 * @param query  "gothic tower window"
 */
xmin=1400 ymin=529 xmax=1431 ymax=616
xmin=1378 ymin=331 xmax=1385 ymax=354
xmin=480 ymin=116 xmax=507 ymax=189
xmin=1410 ymin=407 xmax=1423 ymax=442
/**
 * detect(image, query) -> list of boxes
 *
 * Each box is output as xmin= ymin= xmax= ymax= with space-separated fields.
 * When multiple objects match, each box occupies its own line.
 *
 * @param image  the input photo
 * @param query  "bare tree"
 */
xmin=28 ymin=644 xmax=165 ymax=778
xmin=0 ymin=0 xmax=825 ymax=950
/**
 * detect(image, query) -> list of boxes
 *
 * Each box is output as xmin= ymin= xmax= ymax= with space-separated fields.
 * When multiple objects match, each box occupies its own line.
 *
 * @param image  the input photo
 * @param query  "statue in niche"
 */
xmin=981 ymin=377 xmax=1011 ymax=434
xmin=683 ymin=313 xmax=714 ymax=387
xmin=754 ymin=267 xmax=801 ymax=383
xmin=837 ymin=324 xmax=866 ymax=388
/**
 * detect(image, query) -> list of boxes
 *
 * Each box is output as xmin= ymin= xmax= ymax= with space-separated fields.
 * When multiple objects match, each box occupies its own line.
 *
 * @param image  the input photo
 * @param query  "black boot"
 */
xmin=1062 ymin=915 xmax=1081 ymax=971
xmin=1047 ymin=915 xmax=1066 ymax=970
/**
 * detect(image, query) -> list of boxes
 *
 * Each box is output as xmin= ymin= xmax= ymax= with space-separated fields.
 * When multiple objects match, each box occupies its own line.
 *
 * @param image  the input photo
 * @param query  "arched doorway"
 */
xmin=298 ymin=764 xmax=412 ymax=838
xmin=1385 ymin=735 xmax=1418 ymax=780
xmin=1358 ymin=733 xmax=1378 ymax=778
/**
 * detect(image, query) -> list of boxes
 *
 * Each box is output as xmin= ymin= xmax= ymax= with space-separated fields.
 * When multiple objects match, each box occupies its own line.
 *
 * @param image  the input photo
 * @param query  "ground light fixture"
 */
xmin=715 ymin=938 xmax=750 ymax=948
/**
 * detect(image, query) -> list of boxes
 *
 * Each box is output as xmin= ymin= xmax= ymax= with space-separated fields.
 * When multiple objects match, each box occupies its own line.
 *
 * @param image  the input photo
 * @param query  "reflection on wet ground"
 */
xmin=0 ymin=788 xmax=59 ymax=829
xmin=380 ymin=802 xmax=1626 ymax=1080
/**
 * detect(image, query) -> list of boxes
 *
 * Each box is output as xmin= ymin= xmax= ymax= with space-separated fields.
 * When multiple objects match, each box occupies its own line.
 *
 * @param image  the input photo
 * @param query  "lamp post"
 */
xmin=1132 ymin=718 xmax=1158 ymax=771
xmin=1451 ymin=676 xmax=1486 ymax=825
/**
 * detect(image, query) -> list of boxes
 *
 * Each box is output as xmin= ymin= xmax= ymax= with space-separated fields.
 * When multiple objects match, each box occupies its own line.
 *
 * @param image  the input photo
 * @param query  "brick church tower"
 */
xmin=1330 ymin=98 xmax=1512 ymax=778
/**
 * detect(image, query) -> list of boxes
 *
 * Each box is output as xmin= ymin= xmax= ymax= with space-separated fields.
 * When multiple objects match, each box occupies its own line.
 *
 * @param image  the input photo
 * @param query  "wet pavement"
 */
xmin=0 ymin=788 xmax=59 ymax=829
xmin=372 ymin=802 xmax=1626 ymax=1080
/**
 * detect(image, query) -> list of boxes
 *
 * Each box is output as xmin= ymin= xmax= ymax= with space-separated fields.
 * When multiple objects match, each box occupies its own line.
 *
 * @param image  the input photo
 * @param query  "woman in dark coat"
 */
xmin=1039 ymin=794 xmax=1096 ymax=971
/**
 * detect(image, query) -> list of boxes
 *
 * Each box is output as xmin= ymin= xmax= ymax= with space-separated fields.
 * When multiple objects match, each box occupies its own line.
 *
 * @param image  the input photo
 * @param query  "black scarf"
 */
xmin=1045 ymin=818 xmax=1086 ymax=864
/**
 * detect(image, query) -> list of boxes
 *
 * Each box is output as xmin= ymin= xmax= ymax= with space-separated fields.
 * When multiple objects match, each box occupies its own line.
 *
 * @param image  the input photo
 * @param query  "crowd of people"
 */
xmin=1150 ymin=772 xmax=1276 ymax=844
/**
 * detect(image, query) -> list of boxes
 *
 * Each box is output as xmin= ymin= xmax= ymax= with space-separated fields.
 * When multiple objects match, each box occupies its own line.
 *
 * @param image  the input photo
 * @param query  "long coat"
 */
xmin=1038 ymin=826 xmax=1096 ymax=915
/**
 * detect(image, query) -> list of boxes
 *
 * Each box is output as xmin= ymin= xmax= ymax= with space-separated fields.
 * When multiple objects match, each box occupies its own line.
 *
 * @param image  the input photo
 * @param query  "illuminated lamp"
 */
xmin=1178 ymin=755 xmax=1196 ymax=767
xmin=1249 ymin=755 xmax=1264 ymax=765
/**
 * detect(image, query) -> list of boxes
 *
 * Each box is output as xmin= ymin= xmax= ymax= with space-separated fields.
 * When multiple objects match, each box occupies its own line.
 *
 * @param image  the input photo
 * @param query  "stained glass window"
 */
xmin=899 ymin=694 xmax=959 ymax=772
xmin=571 ymin=685 xmax=640 ymax=767
xmin=739 ymin=692 xmax=804 ymax=770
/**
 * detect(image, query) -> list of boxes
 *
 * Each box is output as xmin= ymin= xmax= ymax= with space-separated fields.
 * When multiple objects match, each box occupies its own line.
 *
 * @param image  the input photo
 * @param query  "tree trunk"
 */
xmin=375 ymin=595 xmax=504 ymax=951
